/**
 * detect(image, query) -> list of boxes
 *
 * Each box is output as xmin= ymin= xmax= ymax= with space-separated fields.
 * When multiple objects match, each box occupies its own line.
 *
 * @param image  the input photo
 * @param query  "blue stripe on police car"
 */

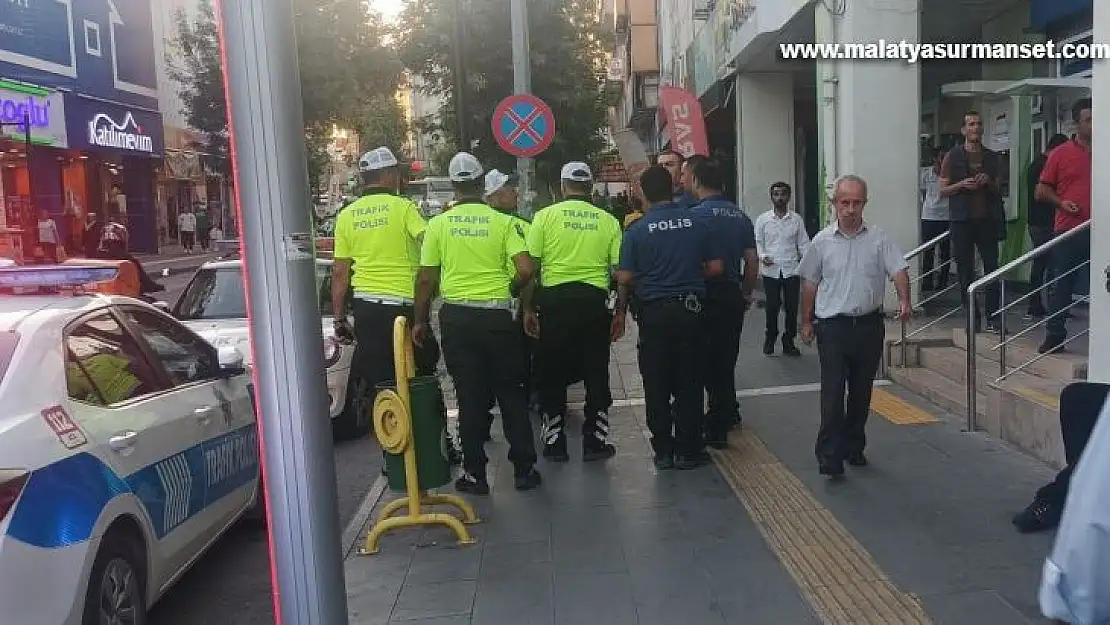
xmin=6 ymin=425 xmax=260 ymax=549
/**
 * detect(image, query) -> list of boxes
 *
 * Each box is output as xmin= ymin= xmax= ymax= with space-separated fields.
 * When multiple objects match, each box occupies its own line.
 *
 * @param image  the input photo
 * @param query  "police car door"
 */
xmin=63 ymin=309 xmax=211 ymax=585
xmin=116 ymin=307 xmax=257 ymax=541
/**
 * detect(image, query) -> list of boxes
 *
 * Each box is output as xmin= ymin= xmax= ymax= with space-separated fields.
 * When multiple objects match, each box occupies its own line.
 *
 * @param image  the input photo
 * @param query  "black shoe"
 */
xmin=846 ymin=451 xmax=868 ymax=467
xmin=583 ymin=443 xmax=617 ymax=462
xmin=1038 ymin=338 xmax=1065 ymax=355
xmin=541 ymin=414 xmax=570 ymax=462
xmin=653 ymin=454 xmax=675 ymax=470
xmin=1012 ymin=497 xmax=1062 ymax=533
xmin=782 ymin=339 xmax=801 ymax=357
xmin=455 ymin=473 xmax=490 ymax=495
xmin=763 ymin=336 xmax=776 ymax=355
xmin=514 ymin=467 xmax=542 ymax=491
xmin=818 ymin=460 xmax=845 ymax=478
xmin=674 ymin=453 xmax=710 ymax=470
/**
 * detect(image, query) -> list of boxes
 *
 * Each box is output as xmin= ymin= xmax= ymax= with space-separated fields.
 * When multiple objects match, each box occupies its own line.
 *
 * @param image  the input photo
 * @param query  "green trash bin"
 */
xmin=379 ymin=376 xmax=453 ymax=492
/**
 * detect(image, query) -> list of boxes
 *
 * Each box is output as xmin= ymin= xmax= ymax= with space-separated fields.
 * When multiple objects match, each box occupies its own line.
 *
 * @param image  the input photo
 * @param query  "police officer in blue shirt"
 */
xmin=613 ymin=165 xmax=725 ymax=470
xmin=688 ymin=157 xmax=759 ymax=447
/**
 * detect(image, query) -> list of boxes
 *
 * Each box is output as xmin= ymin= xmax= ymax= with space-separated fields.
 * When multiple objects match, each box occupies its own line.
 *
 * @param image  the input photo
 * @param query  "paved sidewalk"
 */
xmin=343 ymin=317 xmax=1058 ymax=625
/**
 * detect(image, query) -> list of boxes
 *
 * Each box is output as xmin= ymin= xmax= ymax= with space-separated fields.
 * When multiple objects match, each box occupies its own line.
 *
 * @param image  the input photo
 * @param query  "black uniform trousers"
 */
xmin=535 ymin=283 xmax=613 ymax=431
xmin=1035 ymin=382 xmax=1109 ymax=506
xmin=763 ymin=275 xmax=800 ymax=341
xmin=439 ymin=303 xmax=537 ymax=478
xmin=638 ymin=296 xmax=704 ymax=457
xmin=484 ymin=310 xmax=534 ymax=432
xmin=351 ymin=299 xmax=440 ymax=390
xmin=702 ymin=281 xmax=745 ymax=437
xmin=814 ymin=311 xmax=885 ymax=463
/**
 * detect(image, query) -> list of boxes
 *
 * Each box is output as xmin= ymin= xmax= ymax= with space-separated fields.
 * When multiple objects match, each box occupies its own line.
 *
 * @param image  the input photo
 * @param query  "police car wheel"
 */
xmin=334 ymin=376 xmax=373 ymax=440
xmin=82 ymin=530 xmax=147 ymax=625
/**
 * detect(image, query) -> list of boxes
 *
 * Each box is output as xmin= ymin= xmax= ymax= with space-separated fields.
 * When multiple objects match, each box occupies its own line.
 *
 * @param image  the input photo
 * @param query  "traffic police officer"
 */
xmin=413 ymin=152 xmax=542 ymax=494
xmin=331 ymin=147 xmax=441 ymax=438
xmin=482 ymin=169 xmax=535 ymax=436
xmin=526 ymin=162 xmax=623 ymax=462
xmin=688 ymin=157 xmax=759 ymax=447
xmin=613 ymin=165 xmax=724 ymax=470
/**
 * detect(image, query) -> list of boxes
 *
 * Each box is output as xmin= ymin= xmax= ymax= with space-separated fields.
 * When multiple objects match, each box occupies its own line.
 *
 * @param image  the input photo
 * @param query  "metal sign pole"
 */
xmin=510 ymin=0 xmax=532 ymax=217
xmin=217 ymin=1 xmax=348 ymax=622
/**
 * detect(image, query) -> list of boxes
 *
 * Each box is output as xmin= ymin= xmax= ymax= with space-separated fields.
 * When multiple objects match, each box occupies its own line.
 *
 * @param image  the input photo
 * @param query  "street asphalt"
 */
xmin=147 ymin=266 xmax=385 ymax=624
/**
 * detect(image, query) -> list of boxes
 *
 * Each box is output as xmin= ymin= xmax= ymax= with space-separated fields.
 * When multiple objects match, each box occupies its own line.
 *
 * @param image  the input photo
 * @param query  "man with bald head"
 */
xmin=797 ymin=175 xmax=911 ymax=478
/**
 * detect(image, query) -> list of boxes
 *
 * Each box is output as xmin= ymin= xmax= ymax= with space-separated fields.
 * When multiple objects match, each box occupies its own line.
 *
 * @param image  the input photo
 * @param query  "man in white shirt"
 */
xmin=754 ymin=182 xmax=810 ymax=356
xmin=178 ymin=209 xmax=197 ymax=253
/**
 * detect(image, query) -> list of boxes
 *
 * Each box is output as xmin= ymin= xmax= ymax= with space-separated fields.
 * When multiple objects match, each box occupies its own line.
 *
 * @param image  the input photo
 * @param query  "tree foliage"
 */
xmin=168 ymin=0 xmax=410 ymax=189
xmin=397 ymin=0 xmax=608 ymax=189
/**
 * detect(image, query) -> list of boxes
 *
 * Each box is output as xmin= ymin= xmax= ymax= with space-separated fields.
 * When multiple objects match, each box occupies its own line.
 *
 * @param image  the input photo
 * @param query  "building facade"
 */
xmin=0 ymin=0 xmax=165 ymax=256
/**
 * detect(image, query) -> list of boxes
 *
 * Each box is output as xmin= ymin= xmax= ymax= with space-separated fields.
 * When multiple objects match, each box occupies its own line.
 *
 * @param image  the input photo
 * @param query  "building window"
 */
xmin=84 ymin=21 xmax=102 ymax=57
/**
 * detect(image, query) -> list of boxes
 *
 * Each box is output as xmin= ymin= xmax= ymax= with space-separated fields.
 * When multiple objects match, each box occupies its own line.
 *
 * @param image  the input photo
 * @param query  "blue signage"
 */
xmin=0 ymin=0 xmax=159 ymax=108
xmin=64 ymin=93 xmax=163 ymax=156
xmin=0 ymin=0 xmax=76 ymax=76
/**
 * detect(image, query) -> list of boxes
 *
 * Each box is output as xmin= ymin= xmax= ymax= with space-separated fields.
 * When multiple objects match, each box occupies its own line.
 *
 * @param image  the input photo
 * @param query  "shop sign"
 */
xmin=0 ymin=80 xmax=67 ymax=148
xmin=88 ymin=111 xmax=155 ymax=153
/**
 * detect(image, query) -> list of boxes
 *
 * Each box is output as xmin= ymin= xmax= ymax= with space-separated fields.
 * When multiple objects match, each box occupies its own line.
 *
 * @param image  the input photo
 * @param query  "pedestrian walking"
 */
xmin=798 ymin=175 xmax=911 ymax=477
xmin=918 ymin=149 xmax=951 ymax=292
xmin=754 ymin=182 xmax=809 ymax=356
xmin=330 ymin=146 xmax=442 ymax=439
xmin=527 ymin=162 xmax=623 ymax=462
xmin=688 ymin=157 xmax=758 ymax=447
xmin=413 ymin=152 xmax=542 ymax=494
xmin=178 ymin=208 xmax=197 ymax=253
xmin=613 ymin=165 xmax=724 ymax=471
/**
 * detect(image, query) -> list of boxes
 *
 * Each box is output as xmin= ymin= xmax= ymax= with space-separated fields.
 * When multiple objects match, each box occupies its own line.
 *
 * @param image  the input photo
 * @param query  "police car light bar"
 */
xmin=0 ymin=265 xmax=121 ymax=288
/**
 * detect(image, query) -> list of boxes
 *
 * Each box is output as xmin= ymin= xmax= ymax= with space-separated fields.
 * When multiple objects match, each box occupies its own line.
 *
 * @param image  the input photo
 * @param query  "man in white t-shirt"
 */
xmin=919 ymin=147 xmax=951 ymax=291
xmin=178 ymin=209 xmax=197 ymax=253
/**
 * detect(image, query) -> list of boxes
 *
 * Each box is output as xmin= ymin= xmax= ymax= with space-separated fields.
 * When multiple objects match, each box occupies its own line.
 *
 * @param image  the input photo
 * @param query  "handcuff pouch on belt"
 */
xmin=683 ymin=293 xmax=702 ymax=314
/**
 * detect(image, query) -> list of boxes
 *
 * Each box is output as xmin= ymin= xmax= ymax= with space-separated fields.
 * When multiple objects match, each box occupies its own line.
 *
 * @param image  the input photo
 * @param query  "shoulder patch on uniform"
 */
xmin=41 ymin=404 xmax=88 ymax=450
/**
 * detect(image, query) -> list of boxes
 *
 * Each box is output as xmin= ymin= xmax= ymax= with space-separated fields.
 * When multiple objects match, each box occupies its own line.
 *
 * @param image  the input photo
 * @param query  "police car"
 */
xmin=0 ymin=265 xmax=261 ymax=625
xmin=165 ymin=256 xmax=369 ymax=438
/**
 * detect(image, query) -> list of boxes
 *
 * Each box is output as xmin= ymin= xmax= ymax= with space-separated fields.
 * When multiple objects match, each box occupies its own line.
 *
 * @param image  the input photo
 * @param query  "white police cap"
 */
xmin=561 ymin=161 xmax=593 ymax=182
xmin=358 ymin=147 xmax=399 ymax=172
xmin=448 ymin=152 xmax=484 ymax=182
xmin=484 ymin=169 xmax=512 ymax=198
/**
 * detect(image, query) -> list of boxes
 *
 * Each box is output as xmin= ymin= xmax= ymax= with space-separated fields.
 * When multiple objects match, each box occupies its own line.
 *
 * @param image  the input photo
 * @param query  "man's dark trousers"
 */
xmin=950 ymin=218 xmax=1000 ymax=323
xmin=814 ymin=312 xmax=884 ymax=463
xmin=703 ymin=281 xmax=744 ymax=438
xmin=638 ymin=298 xmax=704 ymax=458
xmin=1034 ymin=382 xmax=1110 ymax=507
xmin=1045 ymin=228 xmax=1091 ymax=342
xmin=439 ymin=304 xmax=537 ymax=479
xmin=763 ymin=275 xmax=799 ymax=343
xmin=352 ymin=299 xmax=440 ymax=388
xmin=535 ymin=283 xmax=613 ymax=447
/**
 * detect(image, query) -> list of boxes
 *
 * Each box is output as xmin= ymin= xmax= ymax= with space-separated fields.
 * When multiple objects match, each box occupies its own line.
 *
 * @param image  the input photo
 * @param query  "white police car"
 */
xmin=0 ymin=265 xmax=261 ymax=625
xmin=166 ymin=256 xmax=369 ymax=438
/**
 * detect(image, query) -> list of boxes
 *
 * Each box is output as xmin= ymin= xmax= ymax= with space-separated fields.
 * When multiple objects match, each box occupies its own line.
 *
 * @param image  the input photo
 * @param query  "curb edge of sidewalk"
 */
xmin=341 ymin=475 xmax=388 ymax=559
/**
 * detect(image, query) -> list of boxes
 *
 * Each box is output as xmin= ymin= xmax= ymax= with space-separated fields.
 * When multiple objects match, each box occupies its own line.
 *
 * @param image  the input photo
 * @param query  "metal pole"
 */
xmin=452 ymin=0 xmax=469 ymax=150
xmin=216 ymin=1 xmax=348 ymax=623
xmin=510 ymin=0 xmax=533 ymax=218
xmin=23 ymin=112 xmax=37 ymax=261
xmin=998 ymin=281 xmax=1007 ymax=380
xmin=966 ymin=286 xmax=977 ymax=432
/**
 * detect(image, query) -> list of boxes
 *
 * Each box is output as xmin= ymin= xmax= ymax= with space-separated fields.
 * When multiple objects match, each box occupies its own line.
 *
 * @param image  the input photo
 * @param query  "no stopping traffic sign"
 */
xmin=492 ymin=94 xmax=555 ymax=158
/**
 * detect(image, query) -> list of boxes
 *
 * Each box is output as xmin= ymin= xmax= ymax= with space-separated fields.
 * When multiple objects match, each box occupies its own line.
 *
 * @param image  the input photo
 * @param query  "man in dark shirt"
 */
xmin=613 ymin=165 xmax=724 ymax=470
xmin=939 ymin=111 xmax=1006 ymax=332
xmin=657 ymin=150 xmax=698 ymax=208
xmin=689 ymin=158 xmax=759 ymax=446
xmin=1026 ymin=133 xmax=1069 ymax=319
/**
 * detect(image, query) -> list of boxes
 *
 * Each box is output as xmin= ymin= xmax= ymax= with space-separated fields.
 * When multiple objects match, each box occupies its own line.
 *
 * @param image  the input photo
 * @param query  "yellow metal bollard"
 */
xmin=360 ymin=316 xmax=480 ymax=555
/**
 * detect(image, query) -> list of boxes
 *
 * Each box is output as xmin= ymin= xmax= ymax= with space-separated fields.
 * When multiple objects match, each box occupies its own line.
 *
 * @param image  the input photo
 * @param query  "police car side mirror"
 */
xmin=217 ymin=346 xmax=247 ymax=378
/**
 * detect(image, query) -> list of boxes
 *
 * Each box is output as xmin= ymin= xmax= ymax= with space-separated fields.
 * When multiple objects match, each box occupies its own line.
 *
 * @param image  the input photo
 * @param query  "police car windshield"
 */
xmin=0 ymin=331 xmax=16 ymax=386
xmin=175 ymin=266 xmax=334 ymax=320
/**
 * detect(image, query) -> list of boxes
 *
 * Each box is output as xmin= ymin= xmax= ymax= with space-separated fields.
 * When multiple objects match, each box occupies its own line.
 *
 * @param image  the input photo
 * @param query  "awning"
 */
xmin=992 ymin=77 xmax=1091 ymax=96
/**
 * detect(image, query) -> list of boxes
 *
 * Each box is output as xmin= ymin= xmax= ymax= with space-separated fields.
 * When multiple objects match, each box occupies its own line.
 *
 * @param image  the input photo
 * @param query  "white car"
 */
xmin=0 ymin=265 xmax=260 ymax=625
xmin=167 ymin=257 xmax=370 ymax=438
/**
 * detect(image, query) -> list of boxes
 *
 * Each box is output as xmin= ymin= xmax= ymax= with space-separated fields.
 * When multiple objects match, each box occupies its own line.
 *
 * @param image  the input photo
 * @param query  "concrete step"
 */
xmin=951 ymin=328 xmax=1087 ymax=381
xmin=886 ymin=366 xmax=985 ymax=421
xmin=917 ymin=345 xmax=1001 ymax=390
xmin=985 ymin=376 xmax=1068 ymax=469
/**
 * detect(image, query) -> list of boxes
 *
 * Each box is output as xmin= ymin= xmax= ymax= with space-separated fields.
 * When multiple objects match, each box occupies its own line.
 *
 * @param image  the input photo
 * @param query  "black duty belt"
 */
xmin=641 ymin=293 xmax=703 ymax=313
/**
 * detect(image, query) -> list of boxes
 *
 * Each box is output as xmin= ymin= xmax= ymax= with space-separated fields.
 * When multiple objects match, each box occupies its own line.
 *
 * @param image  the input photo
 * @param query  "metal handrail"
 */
xmin=896 ymin=230 xmax=959 ymax=368
xmin=965 ymin=219 xmax=1091 ymax=431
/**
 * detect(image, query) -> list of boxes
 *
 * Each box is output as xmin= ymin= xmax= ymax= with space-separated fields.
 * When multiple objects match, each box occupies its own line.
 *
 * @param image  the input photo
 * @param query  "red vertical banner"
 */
xmin=659 ymin=86 xmax=709 ymax=158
